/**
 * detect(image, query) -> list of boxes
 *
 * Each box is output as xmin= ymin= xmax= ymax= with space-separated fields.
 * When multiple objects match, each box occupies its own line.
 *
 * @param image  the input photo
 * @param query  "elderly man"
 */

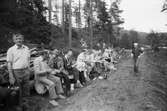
xmin=33 ymin=51 xmax=65 ymax=106
xmin=7 ymin=33 xmax=30 ymax=106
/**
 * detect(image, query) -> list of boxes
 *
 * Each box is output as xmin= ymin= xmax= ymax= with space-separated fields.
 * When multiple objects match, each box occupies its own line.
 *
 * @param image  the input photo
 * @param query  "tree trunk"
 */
xmin=48 ymin=0 xmax=53 ymax=47
xmin=78 ymin=0 xmax=81 ymax=38
xmin=90 ymin=0 xmax=93 ymax=49
xmin=69 ymin=0 xmax=72 ymax=48
xmin=55 ymin=0 xmax=59 ymax=25
xmin=62 ymin=0 xmax=65 ymax=42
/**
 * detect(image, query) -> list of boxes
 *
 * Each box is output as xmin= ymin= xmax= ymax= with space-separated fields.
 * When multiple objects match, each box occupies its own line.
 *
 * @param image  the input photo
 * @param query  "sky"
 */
xmin=119 ymin=0 xmax=167 ymax=32
xmin=44 ymin=0 xmax=167 ymax=33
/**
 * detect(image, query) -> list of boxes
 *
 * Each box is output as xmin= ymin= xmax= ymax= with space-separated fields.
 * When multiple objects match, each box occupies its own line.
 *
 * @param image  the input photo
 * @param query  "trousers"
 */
xmin=13 ymin=68 xmax=30 ymax=104
xmin=38 ymin=74 xmax=63 ymax=99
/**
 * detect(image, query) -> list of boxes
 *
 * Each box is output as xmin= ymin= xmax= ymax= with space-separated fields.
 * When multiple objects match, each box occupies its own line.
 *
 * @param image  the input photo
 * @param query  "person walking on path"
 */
xmin=132 ymin=43 xmax=143 ymax=73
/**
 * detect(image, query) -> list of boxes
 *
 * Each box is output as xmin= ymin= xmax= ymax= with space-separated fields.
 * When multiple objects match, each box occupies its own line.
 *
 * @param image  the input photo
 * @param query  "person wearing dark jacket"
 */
xmin=132 ymin=43 xmax=143 ymax=72
xmin=62 ymin=49 xmax=83 ymax=88
xmin=48 ymin=49 xmax=71 ymax=96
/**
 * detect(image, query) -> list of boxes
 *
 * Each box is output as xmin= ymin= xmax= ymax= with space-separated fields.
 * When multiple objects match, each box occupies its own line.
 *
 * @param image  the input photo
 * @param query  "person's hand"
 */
xmin=131 ymin=53 xmax=133 ymax=57
xmin=63 ymin=70 xmax=69 ymax=75
xmin=46 ymin=69 xmax=52 ymax=73
xmin=55 ymin=70 xmax=60 ymax=73
xmin=9 ymin=73 xmax=15 ymax=85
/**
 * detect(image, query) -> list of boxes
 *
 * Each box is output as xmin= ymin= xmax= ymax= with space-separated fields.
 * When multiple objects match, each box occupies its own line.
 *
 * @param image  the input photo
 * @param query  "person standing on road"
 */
xmin=132 ymin=43 xmax=143 ymax=73
xmin=7 ymin=32 xmax=31 ymax=105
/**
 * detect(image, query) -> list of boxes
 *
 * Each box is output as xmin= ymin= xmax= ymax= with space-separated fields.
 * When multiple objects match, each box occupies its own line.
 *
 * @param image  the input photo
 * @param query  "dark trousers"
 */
xmin=133 ymin=57 xmax=138 ymax=72
xmin=55 ymin=73 xmax=71 ymax=93
xmin=0 ymin=86 xmax=19 ymax=107
xmin=79 ymin=71 xmax=86 ymax=85
xmin=67 ymin=68 xmax=79 ymax=83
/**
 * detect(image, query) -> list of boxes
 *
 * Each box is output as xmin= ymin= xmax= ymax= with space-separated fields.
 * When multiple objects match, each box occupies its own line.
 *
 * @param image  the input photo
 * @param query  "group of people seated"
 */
xmin=1 ymin=33 xmax=121 ymax=108
xmin=32 ymin=46 xmax=119 ymax=106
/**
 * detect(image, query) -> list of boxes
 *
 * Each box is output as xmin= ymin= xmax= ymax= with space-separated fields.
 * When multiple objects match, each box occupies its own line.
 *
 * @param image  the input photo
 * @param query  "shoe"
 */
xmin=75 ymin=81 xmax=83 ymax=88
xmin=86 ymin=77 xmax=90 ymax=82
xmin=58 ymin=94 xmax=66 ymax=99
xmin=93 ymin=77 xmax=97 ymax=80
xmin=66 ymin=91 xmax=71 ymax=97
xmin=49 ymin=100 xmax=59 ymax=106
xmin=98 ymin=76 xmax=104 ymax=80
xmin=104 ymin=74 xmax=108 ymax=79
xmin=70 ymin=84 xmax=75 ymax=91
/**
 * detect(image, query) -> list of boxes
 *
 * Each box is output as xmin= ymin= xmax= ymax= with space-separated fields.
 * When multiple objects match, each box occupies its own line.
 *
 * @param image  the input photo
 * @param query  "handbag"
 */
xmin=7 ymin=85 xmax=20 ymax=106
xmin=0 ymin=85 xmax=20 ymax=107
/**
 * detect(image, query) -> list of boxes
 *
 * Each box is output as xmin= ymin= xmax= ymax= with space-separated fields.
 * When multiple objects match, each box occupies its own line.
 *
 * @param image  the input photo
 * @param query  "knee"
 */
xmin=48 ymin=81 xmax=55 ymax=88
xmin=56 ymin=78 xmax=62 ymax=83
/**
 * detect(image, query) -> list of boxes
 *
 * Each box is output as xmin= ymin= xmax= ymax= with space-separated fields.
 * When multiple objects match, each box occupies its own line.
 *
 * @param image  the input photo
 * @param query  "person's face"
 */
xmin=43 ymin=53 xmax=49 ymax=60
xmin=53 ymin=52 xmax=59 ymax=58
xmin=67 ymin=51 xmax=73 ymax=58
xmin=13 ymin=34 xmax=24 ymax=46
xmin=134 ymin=45 xmax=138 ymax=48
xmin=87 ymin=50 xmax=92 ymax=54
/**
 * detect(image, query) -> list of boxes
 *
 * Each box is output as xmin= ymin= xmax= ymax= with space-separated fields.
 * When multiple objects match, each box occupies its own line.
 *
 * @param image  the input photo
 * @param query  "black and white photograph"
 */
xmin=0 ymin=0 xmax=167 ymax=111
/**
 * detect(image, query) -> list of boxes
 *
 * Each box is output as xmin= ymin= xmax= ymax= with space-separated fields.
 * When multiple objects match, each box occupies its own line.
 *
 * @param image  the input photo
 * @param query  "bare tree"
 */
xmin=162 ymin=0 xmax=167 ymax=12
xmin=62 ymin=0 xmax=65 ymax=41
xmin=69 ymin=0 xmax=72 ymax=48
xmin=90 ymin=0 xmax=93 ymax=49
xmin=48 ymin=0 xmax=53 ymax=47
xmin=54 ymin=0 xmax=59 ymax=25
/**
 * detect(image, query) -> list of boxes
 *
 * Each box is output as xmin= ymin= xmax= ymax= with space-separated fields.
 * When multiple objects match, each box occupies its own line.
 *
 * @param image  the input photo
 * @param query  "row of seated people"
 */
xmin=0 ymin=47 xmax=120 ymax=108
xmin=74 ymin=48 xmax=118 ymax=80
xmin=33 ymin=47 xmax=119 ymax=106
xmin=33 ymin=49 xmax=86 ymax=106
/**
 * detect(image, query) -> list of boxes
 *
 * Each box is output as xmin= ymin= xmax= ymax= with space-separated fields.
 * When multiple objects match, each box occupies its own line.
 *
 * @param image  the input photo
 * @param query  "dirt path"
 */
xmin=43 ymin=52 xmax=162 ymax=111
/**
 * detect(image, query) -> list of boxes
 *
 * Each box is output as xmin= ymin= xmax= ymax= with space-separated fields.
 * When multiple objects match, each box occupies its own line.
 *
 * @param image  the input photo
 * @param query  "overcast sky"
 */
xmin=119 ymin=0 xmax=167 ymax=32
xmin=46 ymin=0 xmax=167 ymax=33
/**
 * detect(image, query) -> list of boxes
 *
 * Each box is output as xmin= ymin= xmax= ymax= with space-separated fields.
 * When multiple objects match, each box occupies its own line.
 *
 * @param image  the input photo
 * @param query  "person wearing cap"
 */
xmin=132 ymin=43 xmax=143 ymax=73
xmin=7 ymin=33 xmax=30 ymax=107
xmin=33 ymin=51 xmax=65 ymax=106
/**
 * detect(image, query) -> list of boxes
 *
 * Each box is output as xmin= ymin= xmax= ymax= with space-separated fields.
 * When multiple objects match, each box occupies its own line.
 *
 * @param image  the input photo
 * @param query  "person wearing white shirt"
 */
xmin=76 ymin=49 xmax=92 ymax=82
xmin=7 ymin=33 xmax=30 ymax=105
xmin=33 ymin=51 xmax=65 ymax=106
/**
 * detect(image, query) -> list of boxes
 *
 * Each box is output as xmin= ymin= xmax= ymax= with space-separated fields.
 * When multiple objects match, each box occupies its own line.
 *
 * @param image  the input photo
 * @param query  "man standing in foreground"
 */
xmin=7 ymin=33 xmax=30 ymax=105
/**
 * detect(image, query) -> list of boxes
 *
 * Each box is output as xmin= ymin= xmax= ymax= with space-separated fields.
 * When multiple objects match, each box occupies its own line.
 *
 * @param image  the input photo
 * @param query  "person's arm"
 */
xmin=48 ymin=56 xmax=54 ymax=68
xmin=56 ymin=58 xmax=64 ymax=72
xmin=132 ymin=47 xmax=135 ymax=54
xmin=6 ymin=49 xmax=15 ymax=84
xmin=7 ymin=62 xmax=15 ymax=84
xmin=58 ymin=58 xmax=68 ymax=75
xmin=48 ymin=57 xmax=61 ymax=74
xmin=33 ymin=59 xmax=48 ymax=75
xmin=27 ymin=49 xmax=31 ymax=70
